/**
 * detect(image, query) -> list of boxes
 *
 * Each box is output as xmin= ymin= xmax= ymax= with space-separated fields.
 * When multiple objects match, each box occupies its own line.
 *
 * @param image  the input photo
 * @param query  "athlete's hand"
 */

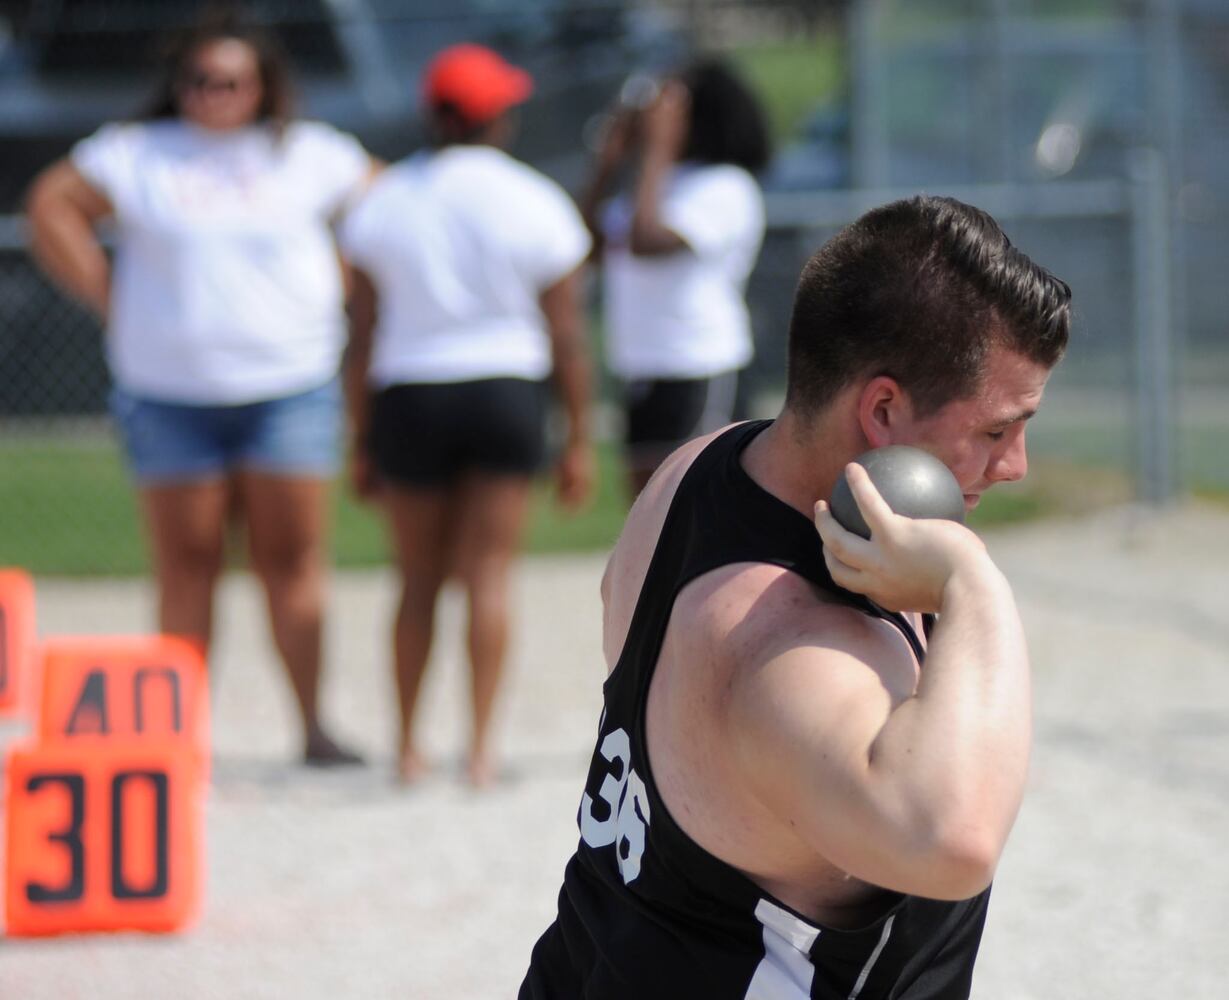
xmin=555 ymin=440 xmax=595 ymax=511
xmin=814 ymin=463 xmax=992 ymax=614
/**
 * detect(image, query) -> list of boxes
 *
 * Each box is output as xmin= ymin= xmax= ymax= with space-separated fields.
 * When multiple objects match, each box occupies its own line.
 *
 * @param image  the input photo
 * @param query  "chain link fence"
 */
xmin=1 ymin=0 xmax=1227 ymax=575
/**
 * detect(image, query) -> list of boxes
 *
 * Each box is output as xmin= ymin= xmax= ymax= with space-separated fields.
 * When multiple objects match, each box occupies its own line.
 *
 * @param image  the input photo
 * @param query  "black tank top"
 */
xmin=522 ymin=421 xmax=991 ymax=1000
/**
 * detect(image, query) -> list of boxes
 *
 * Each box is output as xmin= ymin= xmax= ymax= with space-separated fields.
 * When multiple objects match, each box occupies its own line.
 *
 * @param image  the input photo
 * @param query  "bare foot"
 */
xmin=303 ymin=727 xmax=365 ymax=767
xmin=464 ymin=754 xmax=498 ymax=789
xmin=396 ymin=748 xmax=432 ymax=785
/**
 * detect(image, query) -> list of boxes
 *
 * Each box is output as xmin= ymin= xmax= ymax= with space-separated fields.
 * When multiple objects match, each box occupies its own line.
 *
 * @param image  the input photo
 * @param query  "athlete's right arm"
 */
xmin=725 ymin=466 xmax=1031 ymax=901
xmin=25 ymin=160 xmax=113 ymax=319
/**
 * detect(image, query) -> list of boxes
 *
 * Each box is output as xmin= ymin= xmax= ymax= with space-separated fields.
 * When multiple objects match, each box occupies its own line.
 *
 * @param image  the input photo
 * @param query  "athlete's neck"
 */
xmin=741 ymin=404 xmax=866 ymax=519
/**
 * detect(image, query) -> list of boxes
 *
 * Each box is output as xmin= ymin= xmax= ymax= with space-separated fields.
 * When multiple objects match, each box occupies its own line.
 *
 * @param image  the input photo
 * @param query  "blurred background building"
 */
xmin=0 ymin=0 xmax=1226 ymax=573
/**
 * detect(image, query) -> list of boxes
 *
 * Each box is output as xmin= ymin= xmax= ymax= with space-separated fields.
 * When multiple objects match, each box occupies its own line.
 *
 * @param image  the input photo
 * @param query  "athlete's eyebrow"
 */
xmin=990 ymin=406 xmax=1038 ymax=429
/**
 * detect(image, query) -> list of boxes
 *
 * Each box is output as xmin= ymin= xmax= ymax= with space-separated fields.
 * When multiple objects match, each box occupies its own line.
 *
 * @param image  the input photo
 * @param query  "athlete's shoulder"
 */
xmin=621 ymin=422 xmax=746 ymax=534
xmin=600 ymin=424 xmax=746 ymax=662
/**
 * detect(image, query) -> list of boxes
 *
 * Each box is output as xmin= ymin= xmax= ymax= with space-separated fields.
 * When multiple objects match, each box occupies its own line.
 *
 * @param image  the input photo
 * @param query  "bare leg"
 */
xmin=138 ymin=479 xmax=230 ymax=656
xmin=239 ymin=470 xmax=360 ymax=765
xmin=450 ymin=472 xmax=533 ymax=787
xmin=382 ymin=485 xmax=454 ymax=783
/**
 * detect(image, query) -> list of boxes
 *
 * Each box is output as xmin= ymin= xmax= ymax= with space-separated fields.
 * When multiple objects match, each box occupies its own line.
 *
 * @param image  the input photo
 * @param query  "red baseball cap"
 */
xmin=424 ymin=44 xmax=533 ymax=124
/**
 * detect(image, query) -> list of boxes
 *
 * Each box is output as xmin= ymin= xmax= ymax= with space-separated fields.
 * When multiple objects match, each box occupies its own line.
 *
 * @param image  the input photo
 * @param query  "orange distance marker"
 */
xmin=0 ymin=568 xmax=37 ymax=716
xmin=37 ymin=635 xmax=210 ymax=770
xmin=4 ymin=739 xmax=204 ymax=935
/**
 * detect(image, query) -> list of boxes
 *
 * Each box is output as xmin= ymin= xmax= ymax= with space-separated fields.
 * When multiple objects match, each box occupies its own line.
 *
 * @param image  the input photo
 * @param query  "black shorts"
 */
xmin=369 ymin=378 xmax=549 ymax=486
xmin=623 ymin=369 xmax=740 ymax=463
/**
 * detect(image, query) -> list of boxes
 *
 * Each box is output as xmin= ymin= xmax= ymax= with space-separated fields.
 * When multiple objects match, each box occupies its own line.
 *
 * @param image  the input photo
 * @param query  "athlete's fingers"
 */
xmin=821 ymin=543 xmax=870 ymax=594
xmin=844 ymin=463 xmax=897 ymax=538
xmin=814 ymin=499 xmax=874 ymax=570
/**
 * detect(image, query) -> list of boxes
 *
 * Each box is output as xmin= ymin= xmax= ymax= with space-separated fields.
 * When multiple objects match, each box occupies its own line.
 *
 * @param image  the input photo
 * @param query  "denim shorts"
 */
xmin=109 ymin=378 xmax=342 ymax=483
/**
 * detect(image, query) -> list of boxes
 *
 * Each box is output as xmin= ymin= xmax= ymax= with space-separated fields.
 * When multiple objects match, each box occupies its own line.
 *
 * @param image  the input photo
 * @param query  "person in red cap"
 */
xmin=424 ymin=42 xmax=534 ymax=128
xmin=340 ymin=43 xmax=594 ymax=787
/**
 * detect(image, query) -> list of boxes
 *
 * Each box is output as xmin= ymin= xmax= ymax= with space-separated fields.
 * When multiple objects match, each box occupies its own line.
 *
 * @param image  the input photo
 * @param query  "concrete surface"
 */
xmin=1 ymin=501 xmax=1226 ymax=999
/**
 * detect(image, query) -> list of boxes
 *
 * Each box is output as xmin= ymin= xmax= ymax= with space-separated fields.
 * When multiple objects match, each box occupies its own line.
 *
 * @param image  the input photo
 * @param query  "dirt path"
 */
xmin=2 ymin=502 xmax=1226 ymax=998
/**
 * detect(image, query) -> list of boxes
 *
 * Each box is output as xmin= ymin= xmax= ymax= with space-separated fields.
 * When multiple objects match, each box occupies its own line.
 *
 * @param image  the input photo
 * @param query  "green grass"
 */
xmin=4 ymin=393 xmax=1227 ymax=577
xmin=0 ymin=439 xmax=632 ymax=577
xmin=732 ymin=36 xmax=845 ymax=144
xmin=525 ymin=445 xmax=630 ymax=554
xmin=10 ymin=432 xmax=1220 ymax=577
xmin=0 ymin=441 xmax=144 ymax=576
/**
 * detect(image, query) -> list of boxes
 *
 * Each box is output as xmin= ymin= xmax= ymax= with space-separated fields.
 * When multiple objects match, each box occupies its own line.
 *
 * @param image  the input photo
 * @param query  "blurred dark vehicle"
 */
xmin=0 ymin=0 xmax=687 ymax=416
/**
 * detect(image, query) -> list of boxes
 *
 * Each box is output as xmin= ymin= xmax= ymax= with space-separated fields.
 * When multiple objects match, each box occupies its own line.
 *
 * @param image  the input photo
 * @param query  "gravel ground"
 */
xmin=1 ymin=501 xmax=1226 ymax=999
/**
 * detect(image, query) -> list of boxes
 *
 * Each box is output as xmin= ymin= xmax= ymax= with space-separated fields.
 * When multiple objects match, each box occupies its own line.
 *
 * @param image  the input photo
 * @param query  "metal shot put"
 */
xmin=829 ymin=445 xmax=966 ymax=539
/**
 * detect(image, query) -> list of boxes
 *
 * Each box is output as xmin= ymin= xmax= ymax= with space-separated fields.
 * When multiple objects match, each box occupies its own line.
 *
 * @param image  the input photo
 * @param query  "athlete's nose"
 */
xmin=989 ymin=429 xmax=1028 ymax=484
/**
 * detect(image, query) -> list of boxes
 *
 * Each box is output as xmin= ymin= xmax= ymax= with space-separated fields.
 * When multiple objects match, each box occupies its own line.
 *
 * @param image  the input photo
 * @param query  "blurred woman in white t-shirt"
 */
xmin=26 ymin=14 xmax=375 ymax=765
xmin=341 ymin=44 xmax=594 ymax=787
xmin=583 ymin=59 xmax=771 ymax=497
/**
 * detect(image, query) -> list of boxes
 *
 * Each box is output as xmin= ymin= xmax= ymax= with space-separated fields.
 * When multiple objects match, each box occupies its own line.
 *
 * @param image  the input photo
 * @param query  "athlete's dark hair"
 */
xmin=680 ymin=59 xmax=771 ymax=174
xmin=785 ymin=195 xmax=1071 ymax=419
xmin=143 ymin=7 xmax=294 ymax=129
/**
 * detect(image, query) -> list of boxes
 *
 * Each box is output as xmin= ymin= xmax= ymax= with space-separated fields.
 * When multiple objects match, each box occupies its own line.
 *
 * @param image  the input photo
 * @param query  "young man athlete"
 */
xmin=520 ymin=195 xmax=1071 ymax=999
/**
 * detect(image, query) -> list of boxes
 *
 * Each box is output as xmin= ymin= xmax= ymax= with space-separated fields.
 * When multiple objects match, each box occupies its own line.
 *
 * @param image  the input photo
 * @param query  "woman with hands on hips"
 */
xmin=25 ymin=13 xmax=377 ymax=765
xmin=582 ymin=58 xmax=771 ymax=498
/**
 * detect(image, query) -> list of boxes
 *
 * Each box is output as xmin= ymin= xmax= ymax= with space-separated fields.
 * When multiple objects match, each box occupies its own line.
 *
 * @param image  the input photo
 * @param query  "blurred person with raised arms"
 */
xmin=340 ymin=44 xmax=594 ymax=787
xmin=583 ymin=58 xmax=771 ymax=498
xmin=26 ymin=14 xmax=376 ymax=765
xmin=521 ymin=196 xmax=1070 ymax=998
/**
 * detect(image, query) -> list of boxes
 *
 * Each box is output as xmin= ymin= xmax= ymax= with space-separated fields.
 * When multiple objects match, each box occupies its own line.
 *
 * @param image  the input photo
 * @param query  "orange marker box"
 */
xmin=0 ymin=568 xmax=37 ymax=715
xmin=4 ymin=739 xmax=205 ymax=936
xmin=37 ymin=636 xmax=210 ymax=768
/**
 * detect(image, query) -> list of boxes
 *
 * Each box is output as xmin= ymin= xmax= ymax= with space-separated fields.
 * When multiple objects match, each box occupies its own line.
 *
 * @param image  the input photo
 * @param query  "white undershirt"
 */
xmin=339 ymin=145 xmax=591 ymax=387
xmin=72 ymin=119 xmax=370 ymax=405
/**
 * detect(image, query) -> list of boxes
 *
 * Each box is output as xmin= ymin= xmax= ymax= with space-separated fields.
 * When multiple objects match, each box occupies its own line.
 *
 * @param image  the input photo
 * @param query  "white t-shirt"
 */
xmin=338 ymin=145 xmax=591 ymax=387
xmin=602 ymin=162 xmax=765 ymax=380
xmin=72 ymin=119 xmax=369 ymax=404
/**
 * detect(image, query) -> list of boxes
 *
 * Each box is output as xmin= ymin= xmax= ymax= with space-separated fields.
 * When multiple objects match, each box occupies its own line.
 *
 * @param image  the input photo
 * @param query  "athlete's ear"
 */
xmin=856 ymin=375 xmax=913 ymax=447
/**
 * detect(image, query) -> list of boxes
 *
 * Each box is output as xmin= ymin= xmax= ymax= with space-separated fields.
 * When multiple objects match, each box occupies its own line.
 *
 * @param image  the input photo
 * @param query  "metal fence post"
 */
xmin=980 ymin=0 xmax=1014 ymax=182
xmin=850 ymin=0 xmax=889 ymax=189
xmin=1129 ymin=147 xmax=1177 ymax=505
xmin=1145 ymin=0 xmax=1187 ymax=487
